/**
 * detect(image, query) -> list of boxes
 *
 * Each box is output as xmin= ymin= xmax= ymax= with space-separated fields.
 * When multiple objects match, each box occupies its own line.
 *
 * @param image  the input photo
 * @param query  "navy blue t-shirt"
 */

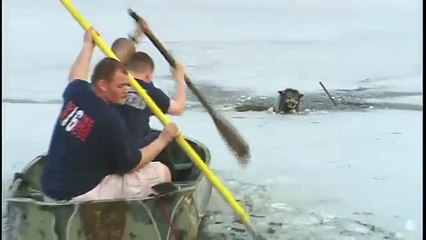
xmin=115 ymin=79 xmax=170 ymax=148
xmin=42 ymin=80 xmax=142 ymax=200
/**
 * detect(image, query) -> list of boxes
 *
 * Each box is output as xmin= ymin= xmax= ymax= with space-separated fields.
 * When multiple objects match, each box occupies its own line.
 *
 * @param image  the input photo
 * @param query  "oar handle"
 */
xmin=128 ymin=9 xmax=217 ymax=116
xmin=128 ymin=9 xmax=177 ymax=68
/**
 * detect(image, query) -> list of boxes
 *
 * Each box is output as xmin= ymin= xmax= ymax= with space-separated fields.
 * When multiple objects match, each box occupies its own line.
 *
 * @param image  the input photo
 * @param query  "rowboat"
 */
xmin=4 ymin=133 xmax=213 ymax=240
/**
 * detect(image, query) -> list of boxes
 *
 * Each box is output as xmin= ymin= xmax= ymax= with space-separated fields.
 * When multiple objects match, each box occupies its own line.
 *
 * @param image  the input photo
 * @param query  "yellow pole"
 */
xmin=60 ymin=0 xmax=251 ymax=225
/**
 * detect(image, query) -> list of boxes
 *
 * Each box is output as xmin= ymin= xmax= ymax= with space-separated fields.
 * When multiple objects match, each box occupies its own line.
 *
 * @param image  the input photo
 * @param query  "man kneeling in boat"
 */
xmin=110 ymin=24 xmax=187 ymax=149
xmin=41 ymin=28 xmax=178 ymax=202
xmin=114 ymin=52 xmax=187 ymax=148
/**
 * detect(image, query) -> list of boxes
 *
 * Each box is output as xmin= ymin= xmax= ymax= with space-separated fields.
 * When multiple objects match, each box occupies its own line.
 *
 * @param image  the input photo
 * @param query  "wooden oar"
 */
xmin=127 ymin=9 xmax=251 ymax=166
xmin=60 ymin=1 xmax=263 ymax=239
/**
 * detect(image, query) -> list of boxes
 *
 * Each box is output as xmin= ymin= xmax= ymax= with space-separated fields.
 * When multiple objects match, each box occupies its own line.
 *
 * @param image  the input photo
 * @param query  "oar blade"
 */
xmin=245 ymin=222 xmax=267 ymax=240
xmin=212 ymin=114 xmax=250 ymax=165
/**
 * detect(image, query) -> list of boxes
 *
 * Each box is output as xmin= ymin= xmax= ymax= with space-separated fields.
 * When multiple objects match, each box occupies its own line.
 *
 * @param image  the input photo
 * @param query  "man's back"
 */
xmin=114 ymin=79 xmax=170 ymax=147
xmin=42 ymin=80 xmax=140 ymax=200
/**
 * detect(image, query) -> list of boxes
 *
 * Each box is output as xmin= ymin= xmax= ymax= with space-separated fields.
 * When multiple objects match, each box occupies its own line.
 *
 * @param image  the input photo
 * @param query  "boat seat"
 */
xmin=173 ymin=181 xmax=195 ymax=187
xmin=173 ymin=162 xmax=193 ymax=171
xmin=156 ymin=141 xmax=195 ymax=182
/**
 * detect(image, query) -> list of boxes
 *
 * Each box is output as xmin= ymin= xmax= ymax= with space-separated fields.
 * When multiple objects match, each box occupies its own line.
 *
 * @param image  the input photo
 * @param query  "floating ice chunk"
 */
xmin=290 ymin=215 xmax=321 ymax=226
xmin=342 ymin=222 xmax=371 ymax=234
xmin=405 ymin=219 xmax=415 ymax=231
xmin=395 ymin=232 xmax=404 ymax=239
xmin=271 ymin=203 xmax=289 ymax=210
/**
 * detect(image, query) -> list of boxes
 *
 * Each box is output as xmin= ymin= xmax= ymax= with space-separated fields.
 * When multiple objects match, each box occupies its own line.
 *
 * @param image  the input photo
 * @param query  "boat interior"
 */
xmin=7 ymin=138 xmax=210 ymax=202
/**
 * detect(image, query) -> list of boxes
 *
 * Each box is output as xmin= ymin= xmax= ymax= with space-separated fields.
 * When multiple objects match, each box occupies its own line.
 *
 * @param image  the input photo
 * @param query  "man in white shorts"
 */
xmin=41 ymin=27 xmax=179 ymax=202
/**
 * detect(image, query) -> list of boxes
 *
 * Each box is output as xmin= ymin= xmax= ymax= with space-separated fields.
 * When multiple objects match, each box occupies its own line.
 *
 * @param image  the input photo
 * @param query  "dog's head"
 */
xmin=277 ymin=88 xmax=304 ymax=114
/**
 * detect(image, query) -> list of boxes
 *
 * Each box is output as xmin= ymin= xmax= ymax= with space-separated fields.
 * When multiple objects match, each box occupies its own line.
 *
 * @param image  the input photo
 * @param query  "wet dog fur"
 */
xmin=272 ymin=88 xmax=304 ymax=114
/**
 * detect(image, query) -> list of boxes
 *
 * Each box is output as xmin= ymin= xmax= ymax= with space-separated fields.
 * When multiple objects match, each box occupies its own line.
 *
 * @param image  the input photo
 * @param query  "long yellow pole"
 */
xmin=60 ymin=0 xmax=253 ymax=227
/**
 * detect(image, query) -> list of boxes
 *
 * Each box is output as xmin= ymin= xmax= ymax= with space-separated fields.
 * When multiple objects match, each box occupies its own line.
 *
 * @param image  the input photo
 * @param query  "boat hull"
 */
xmin=5 ymin=136 xmax=212 ymax=240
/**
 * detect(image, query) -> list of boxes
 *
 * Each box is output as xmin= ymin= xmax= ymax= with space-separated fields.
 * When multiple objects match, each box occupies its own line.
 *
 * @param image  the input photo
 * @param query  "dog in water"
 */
xmin=270 ymin=88 xmax=304 ymax=114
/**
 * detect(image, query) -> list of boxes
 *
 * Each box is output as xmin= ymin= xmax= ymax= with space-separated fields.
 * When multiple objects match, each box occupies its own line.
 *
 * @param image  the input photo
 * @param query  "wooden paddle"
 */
xmin=127 ymin=9 xmax=251 ymax=166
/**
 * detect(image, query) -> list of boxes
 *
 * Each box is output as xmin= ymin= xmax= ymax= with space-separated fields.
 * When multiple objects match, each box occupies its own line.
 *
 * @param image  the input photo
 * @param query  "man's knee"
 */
xmin=155 ymin=162 xmax=172 ymax=182
xmin=130 ymin=162 xmax=172 ymax=184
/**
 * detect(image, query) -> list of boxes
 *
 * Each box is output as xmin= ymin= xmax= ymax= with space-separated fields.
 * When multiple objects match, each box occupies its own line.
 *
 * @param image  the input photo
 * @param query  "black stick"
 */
xmin=319 ymin=81 xmax=338 ymax=106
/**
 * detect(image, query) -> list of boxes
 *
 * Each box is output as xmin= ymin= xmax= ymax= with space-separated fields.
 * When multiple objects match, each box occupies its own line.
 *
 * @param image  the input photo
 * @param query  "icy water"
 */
xmin=2 ymin=0 xmax=422 ymax=239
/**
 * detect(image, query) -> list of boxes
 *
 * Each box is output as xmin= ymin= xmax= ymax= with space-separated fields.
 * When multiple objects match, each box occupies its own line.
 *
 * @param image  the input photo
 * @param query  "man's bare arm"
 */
xmin=68 ymin=28 xmax=96 ymax=82
xmin=130 ymin=123 xmax=179 ymax=172
xmin=168 ymin=64 xmax=187 ymax=115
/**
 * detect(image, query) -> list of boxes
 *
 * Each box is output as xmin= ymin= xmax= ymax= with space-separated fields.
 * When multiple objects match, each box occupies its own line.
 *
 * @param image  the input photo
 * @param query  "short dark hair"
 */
xmin=111 ymin=38 xmax=130 ymax=53
xmin=125 ymin=51 xmax=155 ymax=73
xmin=111 ymin=38 xmax=136 ymax=63
xmin=91 ymin=57 xmax=127 ymax=85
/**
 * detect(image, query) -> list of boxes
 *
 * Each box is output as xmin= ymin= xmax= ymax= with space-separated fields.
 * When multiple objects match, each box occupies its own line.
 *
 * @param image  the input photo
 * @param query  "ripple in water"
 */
xmin=198 ymin=177 xmax=406 ymax=240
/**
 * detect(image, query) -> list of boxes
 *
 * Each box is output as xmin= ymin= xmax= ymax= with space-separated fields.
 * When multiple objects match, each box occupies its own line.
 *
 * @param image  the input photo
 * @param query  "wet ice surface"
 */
xmin=2 ymin=104 xmax=422 ymax=239
xmin=167 ymin=108 xmax=421 ymax=239
xmin=198 ymin=179 xmax=414 ymax=240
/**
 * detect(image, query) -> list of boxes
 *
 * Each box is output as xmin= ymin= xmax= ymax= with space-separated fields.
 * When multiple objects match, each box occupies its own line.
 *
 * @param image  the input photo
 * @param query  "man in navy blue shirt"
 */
xmin=110 ymin=20 xmax=187 ymax=148
xmin=41 ymin=28 xmax=179 ymax=201
xmin=113 ymin=52 xmax=187 ymax=148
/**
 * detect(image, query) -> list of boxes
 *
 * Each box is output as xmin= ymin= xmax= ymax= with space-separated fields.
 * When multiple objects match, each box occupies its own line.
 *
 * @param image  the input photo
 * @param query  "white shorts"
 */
xmin=69 ymin=161 xmax=171 ymax=201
